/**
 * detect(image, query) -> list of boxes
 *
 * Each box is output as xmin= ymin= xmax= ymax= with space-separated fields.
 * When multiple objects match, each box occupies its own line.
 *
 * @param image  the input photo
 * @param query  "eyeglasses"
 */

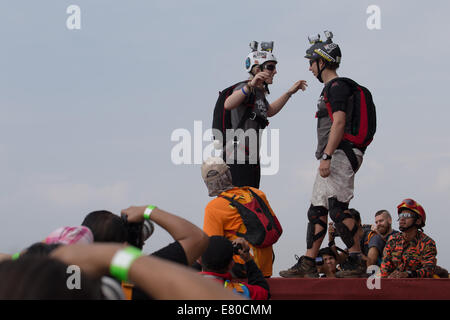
xmin=309 ymin=60 xmax=315 ymax=66
xmin=263 ymin=64 xmax=276 ymax=71
xmin=398 ymin=212 xmax=416 ymax=219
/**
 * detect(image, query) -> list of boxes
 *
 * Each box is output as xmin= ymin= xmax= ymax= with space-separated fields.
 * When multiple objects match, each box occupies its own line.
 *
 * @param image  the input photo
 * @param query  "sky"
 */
xmin=1 ymin=0 xmax=450 ymax=276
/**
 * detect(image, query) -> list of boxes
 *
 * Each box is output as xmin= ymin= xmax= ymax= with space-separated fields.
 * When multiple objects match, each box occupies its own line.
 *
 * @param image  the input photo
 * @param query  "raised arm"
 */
xmin=267 ymin=80 xmax=307 ymax=117
xmin=121 ymin=206 xmax=209 ymax=266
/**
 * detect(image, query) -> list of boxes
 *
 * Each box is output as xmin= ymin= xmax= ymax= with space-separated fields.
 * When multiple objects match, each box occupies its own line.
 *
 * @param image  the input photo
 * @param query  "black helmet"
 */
xmin=305 ymin=31 xmax=341 ymax=68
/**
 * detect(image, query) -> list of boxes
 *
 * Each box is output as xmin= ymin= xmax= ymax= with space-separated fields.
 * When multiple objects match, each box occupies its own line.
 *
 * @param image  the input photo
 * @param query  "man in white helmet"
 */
xmin=223 ymin=41 xmax=307 ymax=188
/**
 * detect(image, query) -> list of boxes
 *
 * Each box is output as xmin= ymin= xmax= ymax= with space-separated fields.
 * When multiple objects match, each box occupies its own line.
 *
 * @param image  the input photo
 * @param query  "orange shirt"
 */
xmin=203 ymin=187 xmax=276 ymax=277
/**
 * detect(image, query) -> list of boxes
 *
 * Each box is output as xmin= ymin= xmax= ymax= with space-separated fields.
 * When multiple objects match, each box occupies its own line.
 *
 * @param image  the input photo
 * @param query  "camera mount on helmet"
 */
xmin=245 ymin=40 xmax=277 ymax=73
xmin=249 ymin=41 xmax=258 ymax=52
xmin=260 ymin=41 xmax=274 ymax=53
xmin=305 ymin=30 xmax=341 ymax=83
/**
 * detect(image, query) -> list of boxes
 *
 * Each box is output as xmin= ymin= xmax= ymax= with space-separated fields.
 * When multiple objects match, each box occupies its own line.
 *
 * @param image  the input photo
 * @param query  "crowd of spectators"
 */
xmin=0 ymin=159 xmax=447 ymax=300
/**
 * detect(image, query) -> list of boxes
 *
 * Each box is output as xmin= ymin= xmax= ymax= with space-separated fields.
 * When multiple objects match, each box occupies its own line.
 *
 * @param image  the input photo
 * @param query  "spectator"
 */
xmin=201 ymin=157 xmax=282 ymax=278
xmin=380 ymin=198 xmax=437 ymax=278
xmin=4 ymin=239 xmax=125 ymax=300
xmin=0 ymin=226 xmax=92 ymax=261
xmin=316 ymin=247 xmax=338 ymax=278
xmin=83 ymin=206 xmax=208 ymax=267
xmin=0 ymin=255 xmax=103 ymax=299
xmin=200 ymin=236 xmax=269 ymax=300
xmin=83 ymin=206 xmax=209 ymax=299
xmin=0 ymin=244 xmax=244 ymax=300
xmin=364 ymin=210 xmax=398 ymax=267
xmin=44 ymin=226 xmax=94 ymax=245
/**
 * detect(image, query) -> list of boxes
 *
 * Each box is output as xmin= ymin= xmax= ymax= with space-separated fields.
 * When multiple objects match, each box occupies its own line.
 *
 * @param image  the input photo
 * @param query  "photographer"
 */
xmin=82 ymin=205 xmax=209 ymax=299
xmin=316 ymin=247 xmax=339 ymax=278
xmin=200 ymin=236 xmax=269 ymax=300
xmin=82 ymin=206 xmax=208 ymax=267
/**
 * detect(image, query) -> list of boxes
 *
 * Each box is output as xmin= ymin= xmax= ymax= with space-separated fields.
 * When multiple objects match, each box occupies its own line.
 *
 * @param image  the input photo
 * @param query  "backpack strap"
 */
xmin=322 ymin=78 xmax=361 ymax=173
xmin=337 ymin=140 xmax=359 ymax=173
xmin=231 ymin=81 xmax=256 ymax=130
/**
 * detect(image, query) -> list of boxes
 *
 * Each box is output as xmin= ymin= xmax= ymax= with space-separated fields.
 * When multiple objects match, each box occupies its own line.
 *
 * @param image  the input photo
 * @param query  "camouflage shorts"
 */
xmin=311 ymin=149 xmax=363 ymax=208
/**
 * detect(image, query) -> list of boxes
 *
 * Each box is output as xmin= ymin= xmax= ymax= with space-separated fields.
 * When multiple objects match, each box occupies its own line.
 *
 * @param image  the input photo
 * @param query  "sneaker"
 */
xmin=335 ymin=254 xmax=367 ymax=278
xmin=279 ymin=255 xmax=319 ymax=278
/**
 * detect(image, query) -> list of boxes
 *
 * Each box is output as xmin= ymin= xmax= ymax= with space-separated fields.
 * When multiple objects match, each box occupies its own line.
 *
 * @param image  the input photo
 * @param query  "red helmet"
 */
xmin=397 ymin=198 xmax=426 ymax=227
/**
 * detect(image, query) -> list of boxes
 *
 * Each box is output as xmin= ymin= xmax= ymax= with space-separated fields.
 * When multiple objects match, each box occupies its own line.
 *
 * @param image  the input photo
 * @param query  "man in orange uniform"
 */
xmin=201 ymin=157 xmax=281 ymax=278
xmin=380 ymin=198 xmax=437 ymax=278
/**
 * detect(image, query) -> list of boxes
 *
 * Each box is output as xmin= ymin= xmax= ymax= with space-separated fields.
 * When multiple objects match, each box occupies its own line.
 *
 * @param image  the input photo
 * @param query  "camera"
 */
xmin=315 ymin=256 xmax=324 ymax=266
xmin=249 ymin=41 xmax=258 ymax=52
xmin=308 ymin=34 xmax=320 ymax=44
xmin=121 ymin=216 xmax=154 ymax=249
xmin=233 ymin=243 xmax=243 ymax=255
xmin=260 ymin=41 xmax=274 ymax=52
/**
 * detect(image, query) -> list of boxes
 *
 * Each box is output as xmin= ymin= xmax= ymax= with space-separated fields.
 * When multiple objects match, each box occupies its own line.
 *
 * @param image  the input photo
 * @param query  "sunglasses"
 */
xmin=263 ymin=64 xmax=276 ymax=71
xmin=398 ymin=212 xmax=416 ymax=219
xmin=309 ymin=60 xmax=315 ymax=66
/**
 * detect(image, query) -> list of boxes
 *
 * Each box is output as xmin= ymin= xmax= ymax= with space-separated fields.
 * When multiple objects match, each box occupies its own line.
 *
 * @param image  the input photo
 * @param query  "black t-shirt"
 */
xmin=151 ymin=241 xmax=188 ymax=265
xmin=315 ymin=79 xmax=352 ymax=159
xmin=322 ymin=79 xmax=352 ymax=113
xmin=131 ymin=241 xmax=188 ymax=300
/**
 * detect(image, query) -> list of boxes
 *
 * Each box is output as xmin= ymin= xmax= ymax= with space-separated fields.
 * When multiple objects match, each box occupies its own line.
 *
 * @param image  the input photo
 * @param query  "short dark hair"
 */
xmin=22 ymin=242 xmax=61 ymax=258
xmin=375 ymin=210 xmax=391 ymax=219
xmin=318 ymin=247 xmax=336 ymax=260
xmin=82 ymin=210 xmax=127 ymax=243
xmin=349 ymin=208 xmax=361 ymax=224
xmin=201 ymin=236 xmax=233 ymax=273
xmin=319 ymin=58 xmax=339 ymax=70
xmin=0 ymin=256 xmax=102 ymax=299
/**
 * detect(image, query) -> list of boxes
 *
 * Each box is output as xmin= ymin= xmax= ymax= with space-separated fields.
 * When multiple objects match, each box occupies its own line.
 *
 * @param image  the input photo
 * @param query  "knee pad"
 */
xmin=306 ymin=205 xmax=328 ymax=249
xmin=328 ymin=197 xmax=349 ymax=223
xmin=328 ymin=198 xmax=357 ymax=249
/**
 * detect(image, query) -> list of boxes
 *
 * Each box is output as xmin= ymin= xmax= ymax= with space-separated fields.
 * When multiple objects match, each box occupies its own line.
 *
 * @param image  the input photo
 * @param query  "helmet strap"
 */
xmin=316 ymin=60 xmax=326 ymax=83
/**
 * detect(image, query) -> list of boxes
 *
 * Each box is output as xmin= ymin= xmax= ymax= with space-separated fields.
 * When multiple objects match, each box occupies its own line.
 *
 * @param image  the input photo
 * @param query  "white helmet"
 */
xmin=245 ymin=41 xmax=277 ymax=73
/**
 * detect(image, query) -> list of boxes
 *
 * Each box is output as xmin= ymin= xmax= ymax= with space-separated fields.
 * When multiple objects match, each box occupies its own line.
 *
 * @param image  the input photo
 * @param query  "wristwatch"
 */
xmin=321 ymin=153 xmax=332 ymax=160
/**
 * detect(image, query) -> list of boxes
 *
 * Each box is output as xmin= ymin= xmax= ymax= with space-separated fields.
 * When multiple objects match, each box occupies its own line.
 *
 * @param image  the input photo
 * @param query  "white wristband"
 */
xmin=143 ymin=205 xmax=156 ymax=220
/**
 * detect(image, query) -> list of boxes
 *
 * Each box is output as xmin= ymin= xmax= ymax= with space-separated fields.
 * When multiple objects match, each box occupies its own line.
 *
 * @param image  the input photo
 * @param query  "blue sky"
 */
xmin=1 ymin=0 xmax=449 ymax=275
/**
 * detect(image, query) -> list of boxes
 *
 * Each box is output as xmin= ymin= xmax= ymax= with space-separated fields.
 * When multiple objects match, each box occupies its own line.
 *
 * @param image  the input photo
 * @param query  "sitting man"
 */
xmin=200 ymin=236 xmax=269 ymax=300
xmin=363 ymin=210 xmax=398 ymax=267
xmin=380 ymin=199 xmax=437 ymax=278
xmin=316 ymin=247 xmax=338 ymax=278
xmin=201 ymin=157 xmax=282 ymax=278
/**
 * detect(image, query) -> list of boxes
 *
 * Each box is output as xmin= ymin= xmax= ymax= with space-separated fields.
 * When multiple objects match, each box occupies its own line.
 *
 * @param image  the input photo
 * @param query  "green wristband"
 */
xmin=110 ymin=246 xmax=142 ymax=282
xmin=143 ymin=205 xmax=156 ymax=220
xmin=11 ymin=252 xmax=20 ymax=260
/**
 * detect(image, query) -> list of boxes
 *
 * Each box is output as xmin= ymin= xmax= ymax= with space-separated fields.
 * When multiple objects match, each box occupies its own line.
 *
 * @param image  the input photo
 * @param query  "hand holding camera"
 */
xmin=121 ymin=206 xmax=147 ymax=223
xmin=232 ymin=238 xmax=251 ymax=263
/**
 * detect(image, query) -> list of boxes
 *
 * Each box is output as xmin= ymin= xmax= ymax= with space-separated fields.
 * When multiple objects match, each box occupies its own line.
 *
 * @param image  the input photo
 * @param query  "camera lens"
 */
xmin=233 ymin=243 xmax=242 ymax=255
